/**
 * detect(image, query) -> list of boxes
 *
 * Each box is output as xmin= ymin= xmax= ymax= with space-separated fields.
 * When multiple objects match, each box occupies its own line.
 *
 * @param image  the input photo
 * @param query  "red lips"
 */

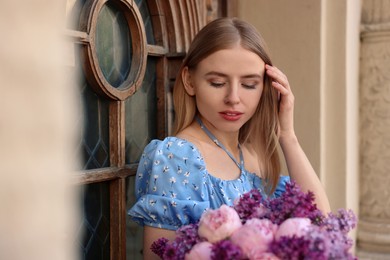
xmin=219 ymin=111 xmax=243 ymax=121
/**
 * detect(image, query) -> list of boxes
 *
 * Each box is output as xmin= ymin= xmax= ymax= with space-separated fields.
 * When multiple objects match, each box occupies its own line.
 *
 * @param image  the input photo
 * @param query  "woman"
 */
xmin=128 ymin=17 xmax=330 ymax=259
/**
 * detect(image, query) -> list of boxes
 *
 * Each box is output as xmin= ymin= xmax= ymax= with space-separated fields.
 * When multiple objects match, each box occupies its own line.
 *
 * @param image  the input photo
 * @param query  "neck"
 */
xmin=195 ymin=116 xmax=240 ymax=152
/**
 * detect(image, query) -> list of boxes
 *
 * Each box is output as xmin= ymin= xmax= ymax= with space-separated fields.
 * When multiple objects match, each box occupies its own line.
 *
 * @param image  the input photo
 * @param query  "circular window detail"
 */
xmin=80 ymin=0 xmax=147 ymax=100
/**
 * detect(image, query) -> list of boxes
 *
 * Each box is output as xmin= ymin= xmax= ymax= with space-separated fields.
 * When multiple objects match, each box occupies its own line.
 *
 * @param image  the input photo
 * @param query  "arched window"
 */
xmin=65 ymin=0 xmax=230 ymax=259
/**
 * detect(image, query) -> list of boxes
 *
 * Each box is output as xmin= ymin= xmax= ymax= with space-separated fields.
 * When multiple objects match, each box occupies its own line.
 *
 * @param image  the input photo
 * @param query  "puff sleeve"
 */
xmin=128 ymin=137 xmax=210 ymax=230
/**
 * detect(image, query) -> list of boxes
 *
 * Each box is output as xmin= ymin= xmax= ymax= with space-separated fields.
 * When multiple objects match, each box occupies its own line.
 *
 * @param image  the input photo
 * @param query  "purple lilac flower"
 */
xmin=270 ymin=235 xmax=313 ymax=259
xmin=322 ymin=209 xmax=357 ymax=234
xmin=211 ymin=239 xmax=243 ymax=260
xmin=326 ymin=230 xmax=355 ymax=259
xmin=162 ymin=243 xmax=181 ymax=260
xmin=270 ymin=232 xmax=331 ymax=260
xmin=233 ymin=188 xmax=268 ymax=221
xmin=150 ymin=237 xmax=169 ymax=258
xmin=153 ymin=223 xmax=202 ymax=259
xmin=264 ymin=181 xmax=325 ymax=225
xmin=175 ymin=223 xmax=201 ymax=246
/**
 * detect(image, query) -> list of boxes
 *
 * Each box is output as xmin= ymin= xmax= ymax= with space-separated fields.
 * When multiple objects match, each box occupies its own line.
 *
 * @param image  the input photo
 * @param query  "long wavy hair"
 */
xmin=172 ymin=17 xmax=281 ymax=193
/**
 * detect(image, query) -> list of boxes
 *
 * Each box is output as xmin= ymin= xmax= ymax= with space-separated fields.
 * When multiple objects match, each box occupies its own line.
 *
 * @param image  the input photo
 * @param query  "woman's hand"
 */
xmin=265 ymin=64 xmax=295 ymax=139
xmin=265 ymin=65 xmax=331 ymax=213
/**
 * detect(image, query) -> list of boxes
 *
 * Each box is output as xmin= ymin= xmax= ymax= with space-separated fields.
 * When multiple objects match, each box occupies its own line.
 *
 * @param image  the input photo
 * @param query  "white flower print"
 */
xmin=154 ymin=160 xmax=160 ymax=165
xmin=192 ymin=183 xmax=199 ymax=191
xmin=152 ymin=186 xmax=157 ymax=192
xmin=166 ymin=141 xmax=173 ymax=148
xmin=177 ymin=166 xmax=182 ymax=174
xmin=163 ymin=166 xmax=169 ymax=173
xmin=170 ymin=191 xmax=177 ymax=199
xmin=177 ymin=140 xmax=186 ymax=147
xmin=184 ymin=171 xmax=190 ymax=177
xmin=169 ymin=177 xmax=176 ymax=185
xmin=149 ymin=199 xmax=157 ymax=206
xmin=171 ymin=201 xmax=177 ymax=207
xmin=182 ymin=179 xmax=189 ymax=186
xmin=168 ymin=153 xmax=174 ymax=159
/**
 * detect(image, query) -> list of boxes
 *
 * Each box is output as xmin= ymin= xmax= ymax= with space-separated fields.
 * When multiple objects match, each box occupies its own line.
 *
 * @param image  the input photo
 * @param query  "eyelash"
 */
xmin=210 ymin=82 xmax=225 ymax=88
xmin=209 ymin=81 xmax=258 ymax=89
xmin=242 ymin=84 xmax=257 ymax=89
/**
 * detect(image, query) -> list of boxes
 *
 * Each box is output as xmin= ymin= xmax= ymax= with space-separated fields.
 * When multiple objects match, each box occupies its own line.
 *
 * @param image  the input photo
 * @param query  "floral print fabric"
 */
xmin=128 ymin=137 xmax=290 ymax=230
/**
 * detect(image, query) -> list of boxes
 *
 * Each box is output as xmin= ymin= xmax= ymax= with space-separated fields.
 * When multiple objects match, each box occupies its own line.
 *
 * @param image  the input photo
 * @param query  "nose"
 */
xmin=224 ymin=85 xmax=240 ymax=105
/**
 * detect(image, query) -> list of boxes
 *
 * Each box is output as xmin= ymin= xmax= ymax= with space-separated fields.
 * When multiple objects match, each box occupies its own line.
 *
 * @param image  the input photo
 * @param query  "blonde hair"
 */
xmin=172 ymin=17 xmax=281 ymax=193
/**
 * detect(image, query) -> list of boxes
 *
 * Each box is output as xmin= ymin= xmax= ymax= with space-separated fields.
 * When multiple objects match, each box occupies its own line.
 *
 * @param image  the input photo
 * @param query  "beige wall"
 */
xmin=237 ymin=0 xmax=360 ymax=213
xmin=238 ymin=0 xmax=322 ymax=176
xmin=0 ymin=1 xmax=80 ymax=259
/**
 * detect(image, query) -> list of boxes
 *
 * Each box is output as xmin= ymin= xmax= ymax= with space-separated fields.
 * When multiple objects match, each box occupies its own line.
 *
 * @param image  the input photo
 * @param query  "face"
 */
xmin=183 ymin=45 xmax=265 ymax=134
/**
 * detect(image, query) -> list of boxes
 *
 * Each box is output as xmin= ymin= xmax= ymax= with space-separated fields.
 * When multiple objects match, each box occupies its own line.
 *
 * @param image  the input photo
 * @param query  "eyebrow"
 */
xmin=204 ymin=71 xmax=262 ymax=79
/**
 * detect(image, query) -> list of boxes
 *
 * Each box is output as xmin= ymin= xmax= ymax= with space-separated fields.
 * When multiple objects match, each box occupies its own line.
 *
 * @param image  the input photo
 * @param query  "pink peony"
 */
xmin=275 ymin=217 xmax=311 ymax=240
xmin=230 ymin=218 xmax=277 ymax=259
xmin=198 ymin=205 xmax=242 ymax=243
xmin=184 ymin=241 xmax=213 ymax=260
xmin=251 ymin=252 xmax=280 ymax=260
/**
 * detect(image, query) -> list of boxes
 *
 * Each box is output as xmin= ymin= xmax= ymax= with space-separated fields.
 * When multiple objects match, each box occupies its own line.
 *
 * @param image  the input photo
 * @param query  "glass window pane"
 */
xmin=126 ymin=175 xmax=143 ymax=259
xmin=96 ymin=1 xmax=132 ymax=88
xmin=125 ymin=57 xmax=157 ymax=164
xmin=135 ymin=0 xmax=155 ymax=44
xmin=78 ymin=182 xmax=111 ymax=260
xmin=75 ymin=46 xmax=110 ymax=170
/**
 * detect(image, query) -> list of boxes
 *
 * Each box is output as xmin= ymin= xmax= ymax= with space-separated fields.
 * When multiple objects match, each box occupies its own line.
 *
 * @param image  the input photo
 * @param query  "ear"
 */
xmin=181 ymin=66 xmax=195 ymax=96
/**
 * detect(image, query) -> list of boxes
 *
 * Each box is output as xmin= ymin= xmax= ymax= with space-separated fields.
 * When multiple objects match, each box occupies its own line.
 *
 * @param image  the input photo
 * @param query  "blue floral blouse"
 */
xmin=128 ymin=137 xmax=290 ymax=230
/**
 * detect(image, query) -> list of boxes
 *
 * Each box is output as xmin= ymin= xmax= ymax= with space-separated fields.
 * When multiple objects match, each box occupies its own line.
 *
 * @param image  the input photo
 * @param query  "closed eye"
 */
xmin=242 ymin=83 xmax=257 ymax=89
xmin=241 ymin=81 xmax=259 ymax=89
xmin=210 ymin=81 xmax=226 ymax=88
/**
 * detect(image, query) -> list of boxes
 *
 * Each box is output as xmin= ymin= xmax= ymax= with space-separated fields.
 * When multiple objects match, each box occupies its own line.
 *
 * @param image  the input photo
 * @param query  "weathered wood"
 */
xmin=109 ymin=101 xmax=125 ymax=167
xmin=72 ymin=165 xmax=137 ymax=185
xmin=64 ymin=29 xmax=89 ymax=44
xmin=110 ymin=177 xmax=127 ymax=260
xmin=147 ymin=44 xmax=168 ymax=56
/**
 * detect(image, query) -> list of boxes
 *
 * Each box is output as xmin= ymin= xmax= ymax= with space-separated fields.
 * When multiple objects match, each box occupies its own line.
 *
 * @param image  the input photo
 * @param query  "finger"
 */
xmin=272 ymin=81 xmax=289 ymax=95
xmin=266 ymin=65 xmax=290 ymax=90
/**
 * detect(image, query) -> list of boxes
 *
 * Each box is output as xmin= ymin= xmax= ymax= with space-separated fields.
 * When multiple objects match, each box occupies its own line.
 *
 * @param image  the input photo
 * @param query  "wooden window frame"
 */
xmin=65 ymin=0 xmax=229 ymax=259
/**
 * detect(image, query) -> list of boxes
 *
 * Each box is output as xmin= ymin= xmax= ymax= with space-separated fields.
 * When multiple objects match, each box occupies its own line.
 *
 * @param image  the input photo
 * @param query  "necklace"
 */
xmin=195 ymin=116 xmax=244 ymax=173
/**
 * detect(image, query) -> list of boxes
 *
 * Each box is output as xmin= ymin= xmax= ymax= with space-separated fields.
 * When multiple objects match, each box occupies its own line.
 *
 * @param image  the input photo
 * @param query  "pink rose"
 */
xmin=198 ymin=205 xmax=242 ymax=243
xmin=230 ymin=218 xmax=277 ymax=259
xmin=185 ymin=241 xmax=213 ymax=260
xmin=275 ymin=217 xmax=311 ymax=240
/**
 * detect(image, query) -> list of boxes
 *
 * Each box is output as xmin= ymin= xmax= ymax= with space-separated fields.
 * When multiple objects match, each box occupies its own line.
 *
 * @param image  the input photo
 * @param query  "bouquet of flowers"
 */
xmin=151 ymin=181 xmax=357 ymax=260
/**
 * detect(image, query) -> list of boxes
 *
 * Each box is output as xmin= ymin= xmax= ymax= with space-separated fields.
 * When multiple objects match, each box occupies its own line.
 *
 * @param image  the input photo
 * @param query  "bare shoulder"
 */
xmin=175 ymin=122 xmax=207 ymax=149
